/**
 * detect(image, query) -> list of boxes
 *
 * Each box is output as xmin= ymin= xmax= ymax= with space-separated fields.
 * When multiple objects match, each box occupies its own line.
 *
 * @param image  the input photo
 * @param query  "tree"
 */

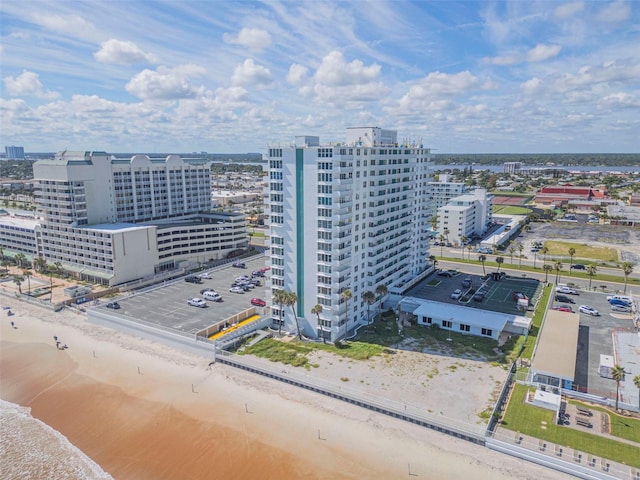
xmin=543 ymin=264 xmax=553 ymax=283
xmin=438 ymin=235 xmax=445 ymax=257
xmin=518 ymin=243 xmax=524 ymax=268
xmin=363 ymin=291 xmax=376 ymax=324
xmin=568 ymin=248 xmax=576 ymax=275
xmin=284 ymin=291 xmax=301 ymax=340
xmin=430 ymin=214 xmax=438 ymax=232
xmin=13 ymin=274 xmax=23 ymax=294
xmin=33 ymin=257 xmax=47 ymax=273
xmin=611 ymin=364 xmax=626 ymax=411
xmin=428 ymin=255 xmax=437 ymax=270
xmin=311 ymin=304 xmax=325 ymax=343
xmin=15 ymin=253 xmax=27 ymax=269
xmin=341 ymin=289 xmax=352 ymax=340
xmin=274 ymin=289 xmax=288 ymax=335
xmin=22 ymin=269 xmax=32 ymax=295
xmin=375 ymin=284 xmax=388 ymax=318
xmin=459 ymin=235 xmax=467 ymax=259
xmin=508 ymin=245 xmax=515 ymax=264
xmin=621 ymin=262 xmax=633 ymax=294
xmin=479 ymin=254 xmax=487 ymax=275
xmin=443 ymin=228 xmax=450 ymax=246
xmin=587 ymin=264 xmax=597 ymax=290
xmin=540 ymin=246 xmax=549 ymax=263
xmin=634 ymin=374 xmax=640 ymax=411
xmin=496 ymin=256 xmax=504 ymax=273
xmin=467 ymin=244 xmax=472 ymax=261
xmin=554 ymin=261 xmax=563 ymax=284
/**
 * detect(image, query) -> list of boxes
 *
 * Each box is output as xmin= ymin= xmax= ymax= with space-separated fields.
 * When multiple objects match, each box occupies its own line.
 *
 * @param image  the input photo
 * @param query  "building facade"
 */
xmin=437 ymin=189 xmax=493 ymax=245
xmin=266 ymin=127 xmax=432 ymax=341
xmin=427 ymin=179 xmax=468 ymax=211
xmin=25 ymin=151 xmax=247 ymax=285
xmin=4 ymin=146 xmax=25 ymax=160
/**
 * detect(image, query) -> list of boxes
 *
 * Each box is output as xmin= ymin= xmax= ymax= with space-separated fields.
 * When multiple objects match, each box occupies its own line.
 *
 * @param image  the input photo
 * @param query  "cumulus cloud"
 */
xmin=3 ymin=70 xmax=59 ymax=99
xmin=125 ymin=65 xmax=206 ymax=100
xmin=223 ymin=28 xmax=272 ymax=51
xmin=553 ymin=1 xmax=584 ymax=20
xmin=94 ymin=39 xmax=157 ymax=65
xmin=526 ymin=44 xmax=562 ymax=62
xmin=315 ymin=51 xmax=381 ymax=87
xmin=596 ymin=0 xmax=631 ymax=23
xmin=286 ymin=64 xmax=309 ymax=86
xmin=231 ymin=59 xmax=273 ymax=88
xmin=405 ymin=71 xmax=485 ymax=98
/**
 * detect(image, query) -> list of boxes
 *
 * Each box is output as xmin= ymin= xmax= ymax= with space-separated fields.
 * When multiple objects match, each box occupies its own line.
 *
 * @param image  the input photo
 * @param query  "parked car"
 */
xmin=609 ymin=298 xmax=631 ymax=308
xmin=578 ymin=305 xmax=600 ymax=316
xmin=462 ymin=278 xmax=472 ymax=288
xmin=229 ymin=287 xmax=244 ymax=294
xmin=200 ymin=288 xmax=216 ymax=295
xmin=437 ymin=269 xmax=453 ymax=277
xmin=106 ymin=302 xmax=120 ymax=310
xmin=570 ymin=264 xmax=586 ymax=270
xmin=187 ymin=298 xmax=207 ymax=308
xmin=450 ymin=289 xmax=462 ymax=300
xmin=252 ymin=270 xmax=265 ymax=277
xmin=554 ymin=295 xmax=575 ymax=304
xmin=611 ymin=304 xmax=632 ymax=313
xmin=607 ymin=294 xmax=632 ymax=303
xmin=473 ymin=291 xmax=485 ymax=302
xmin=233 ymin=262 xmax=246 ymax=269
xmin=556 ymin=286 xmax=578 ymax=295
xmin=250 ymin=298 xmax=266 ymax=307
xmin=552 ymin=305 xmax=574 ymax=313
xmin=203 ymin=291 xmax=222 ymax=302
xmin=198 ymin=272 xmax=212 ymax=279
xmin=185 ymin=275 xmax=202 ymax=284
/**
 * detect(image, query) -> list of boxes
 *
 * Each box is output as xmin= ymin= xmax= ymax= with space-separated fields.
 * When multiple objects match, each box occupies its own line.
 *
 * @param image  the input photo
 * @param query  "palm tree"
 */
xmin=568 ymin=247 xmax=576 ymax=275
xmin=508 ymin=245 xmax=515 ymax=265
xmin=13 ymin=274 xmax=23 ymax=294
xmin=284 ymin=291 xmax=301 ymax=340
xmin=540 ymin=246 xmax=549 ymax=263
xmin=443 ymin=228 xmax=450 ymax=246
xmin=375 ymin=284 xmax=388 ymax=318
xmin=15 ymin=253 xmax=27 ymax=269
xmin=430 ymin=214 xmax=438 ymax=232
xmin=467 ymin=244 xmax=472 ymax=261
xmin=621 ymin=261 xmax=633 ymax=294
xmin=33 ymin=257 xmax=47 ymax=273
xmin=311 ymin=304 xmax=325 ymax=343
xmin=341 ymin=289 xmax=352 ymax=340
xmin=633 ymin=374 xmax=640 ymax=411
xmin=518 ymin=243 xmax=524 ymax=268
xmin=460 ymin=236 xmax=467 ymax=260
xmin=363 ymin=291 xmax=376 ymax=324
xmin=22 ymin=269 xmax=32 ymax=295
xmin=438 ymin=235 xmax=445 ymax=257
xmin=479 ymin=254 xmax=487 ymax=275
xmin=496 ymin=256 xmax=504 ymax=273
xmin=274 ymin=289 xmax=287 ymax=335
xmin=554 ymin=261 xmax=563 ymax=284
xmin=587 ymin=264 xmax=597 ymax=290
xmin=543 ymin=264 xmax=553 ymax=283
xmin=428 ymin=255 xmax=437 ymax=270
xmin=611 ymin=364 xmax=626 ymax=411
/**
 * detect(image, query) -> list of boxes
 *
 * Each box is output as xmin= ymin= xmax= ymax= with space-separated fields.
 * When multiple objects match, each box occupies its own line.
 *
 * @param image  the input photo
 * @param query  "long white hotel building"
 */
xmin=266 ymin=127 xmax=433 ymax=342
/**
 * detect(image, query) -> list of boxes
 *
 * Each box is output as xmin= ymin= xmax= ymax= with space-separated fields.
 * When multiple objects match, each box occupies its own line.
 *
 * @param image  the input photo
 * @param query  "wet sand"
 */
xmin=0 ymin=299 xmax=572 ymax=479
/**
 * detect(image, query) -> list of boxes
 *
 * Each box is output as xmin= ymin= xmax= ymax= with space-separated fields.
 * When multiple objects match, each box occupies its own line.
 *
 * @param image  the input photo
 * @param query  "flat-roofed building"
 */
xmin=437 ymin=189 xmax=493 ymax=245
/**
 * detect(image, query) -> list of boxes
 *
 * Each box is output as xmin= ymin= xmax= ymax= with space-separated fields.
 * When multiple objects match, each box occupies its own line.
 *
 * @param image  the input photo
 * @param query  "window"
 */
xmin=481 ymin=328 xmax=493 ymax=336
xmin=442 ymin=320 xmax=452 ymax=328
xmin=425 ymin=317 xmax=432 ymax=324
xmin=459 ymin=324 xmax=470 ymax=332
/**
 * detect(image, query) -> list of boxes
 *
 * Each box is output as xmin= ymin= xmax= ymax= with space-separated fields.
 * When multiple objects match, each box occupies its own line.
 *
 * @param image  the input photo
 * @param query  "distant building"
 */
xmin=629 ymin=194 xmax=640 ymax=208
xmin=437 ymin=189 xmax=493 ymax=244
xmin=4 ymin=146 xmax=25 ymax=160
xmin=607 ymin=204 xmax=640 ymax=227
xmin=534 ymin=185 xmax=608 ymax=206
xmin=427 ymin=179 xmax=468 ymax=211
xmin=503 ymin=162 xmax=522 ymax=174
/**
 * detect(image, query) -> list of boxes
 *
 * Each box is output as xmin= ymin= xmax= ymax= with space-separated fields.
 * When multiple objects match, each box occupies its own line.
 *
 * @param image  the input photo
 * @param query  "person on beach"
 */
xmin=10 ymin=321 xmax=16 ymax=328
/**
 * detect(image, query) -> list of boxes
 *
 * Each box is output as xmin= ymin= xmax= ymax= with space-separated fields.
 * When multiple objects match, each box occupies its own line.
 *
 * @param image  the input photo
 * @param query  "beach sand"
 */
xmin=0 ymin=298 xmax=572 ymax=479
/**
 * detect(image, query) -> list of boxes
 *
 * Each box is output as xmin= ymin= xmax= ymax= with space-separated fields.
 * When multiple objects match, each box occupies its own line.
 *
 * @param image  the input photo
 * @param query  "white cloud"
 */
xmin=600 ymin=92 xmax=640 ymax=108
xmin=31 ymin=12 xmax=98 ymax=41
xmin=3 ymin=70 xmax=59 ymax=99
xmin=596 ymin=0 xmax=631 ymax=23
xmin=483 ymin=55 xmax=519 ymax=66
xmin=553 ymin=1 xmax=584 ymax=20
xmin=526 ymin=44 xmax=562 ymax=63
xmin=230 ymin=59 xmax=273 ymax=88
xmin=125 ymin=65 xmax=206 ymax=100
xmin=94 ymin=39 xmax=157 ymax=65
xmin=286 ymin=64 xmax=309 ymax=86
xmin=223 ymin=28 xmax=272 ymax=51
xmin=314 ymin=51 xmax=381 ymax=87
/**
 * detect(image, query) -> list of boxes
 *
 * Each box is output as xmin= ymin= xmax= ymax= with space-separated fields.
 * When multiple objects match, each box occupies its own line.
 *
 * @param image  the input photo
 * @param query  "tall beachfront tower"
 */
xmin=266 ymin=127 xmax=433 ymax=341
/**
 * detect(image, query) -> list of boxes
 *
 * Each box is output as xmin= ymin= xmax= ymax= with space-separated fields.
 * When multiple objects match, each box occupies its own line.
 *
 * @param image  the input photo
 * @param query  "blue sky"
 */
xmin=1 ymin=1 xmax=639 ymax=154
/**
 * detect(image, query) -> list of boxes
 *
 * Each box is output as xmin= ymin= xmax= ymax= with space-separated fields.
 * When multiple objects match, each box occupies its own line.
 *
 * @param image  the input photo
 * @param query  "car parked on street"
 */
xmin=578 ymin=305 xmax=600 ymax=316
xmin=250 ymin=298 xmax=266 ymax=307
xmin=570 ymin=264 xmax=586 ymax=270
xmin=187 ymin=298 xmax=207 ymax=308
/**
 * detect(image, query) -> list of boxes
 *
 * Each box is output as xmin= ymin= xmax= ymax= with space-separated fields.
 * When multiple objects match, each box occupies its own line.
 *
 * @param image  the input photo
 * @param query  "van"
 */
xmin=203 ymin=291 xmax=222 ymax=302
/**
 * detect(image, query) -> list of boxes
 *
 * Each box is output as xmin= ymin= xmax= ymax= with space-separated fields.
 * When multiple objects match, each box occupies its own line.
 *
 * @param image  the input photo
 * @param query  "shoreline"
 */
xmin=0 ymin=297 xmax=571 ymax=479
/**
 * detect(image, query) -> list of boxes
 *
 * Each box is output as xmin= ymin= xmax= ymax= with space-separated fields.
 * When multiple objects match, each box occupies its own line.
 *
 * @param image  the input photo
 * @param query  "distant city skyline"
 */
xmin=1 ymin=1 xmax=639 ymax=154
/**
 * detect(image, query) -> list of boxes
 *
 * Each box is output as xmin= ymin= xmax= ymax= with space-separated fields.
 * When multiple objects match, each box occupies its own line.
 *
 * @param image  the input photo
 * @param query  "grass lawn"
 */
xmin=493 ymin=205 xmax=532 ymax=215
xmin=502 ymin=384 xmax=640 ymax=467
xmin=570 ymin=400 xmax=640 ymax=444
xmin=543 ymin=240 xmax=619 ymax=262
xmin=520 ymin=284 xmax=552 ymax=360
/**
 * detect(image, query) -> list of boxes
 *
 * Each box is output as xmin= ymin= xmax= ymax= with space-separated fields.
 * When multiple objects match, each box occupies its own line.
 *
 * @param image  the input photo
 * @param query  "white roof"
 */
xmin=411 ymin=299 xmax=510 ymax=331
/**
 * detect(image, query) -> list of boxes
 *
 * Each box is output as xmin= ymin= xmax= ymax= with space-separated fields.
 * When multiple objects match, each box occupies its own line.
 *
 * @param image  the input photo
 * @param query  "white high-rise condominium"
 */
xmin=266 ymin=127 xmax=432 ymax=342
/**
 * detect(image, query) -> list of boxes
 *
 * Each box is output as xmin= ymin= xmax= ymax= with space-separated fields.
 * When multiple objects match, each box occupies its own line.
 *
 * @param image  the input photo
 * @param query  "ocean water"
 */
xmin=0 ymin=399 xmax=112 ymax=480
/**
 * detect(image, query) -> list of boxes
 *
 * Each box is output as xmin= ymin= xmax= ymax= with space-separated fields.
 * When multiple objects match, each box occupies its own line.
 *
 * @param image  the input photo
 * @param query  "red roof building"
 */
xmin=534 ymin=185 xmax=608 ymax=206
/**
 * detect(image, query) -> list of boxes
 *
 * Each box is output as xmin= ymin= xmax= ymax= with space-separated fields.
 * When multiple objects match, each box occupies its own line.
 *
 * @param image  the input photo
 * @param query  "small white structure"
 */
xmin=532 ymin=389 xmax=562 ymax=412
xmin=599 ymin=354 xmax=615 ymax=379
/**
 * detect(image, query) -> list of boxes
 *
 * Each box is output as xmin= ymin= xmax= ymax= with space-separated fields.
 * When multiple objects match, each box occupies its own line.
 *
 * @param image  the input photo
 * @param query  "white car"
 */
xmin=556 ymin=286 xmax=578 ymax=295
xmin=229 ymin=287 xmax=244 ymax=294
xmin=198 ymin=272 xmax=212 ymax=279
xmin=450 ymin=289 xmax=462 ymax=300
xmin=611 ymin=304 xmax=632 ymax=313
xmin=578 ymin=305 xmax=600 ymax=316
xmin=187 ymin=298 xmax=207 ymax=308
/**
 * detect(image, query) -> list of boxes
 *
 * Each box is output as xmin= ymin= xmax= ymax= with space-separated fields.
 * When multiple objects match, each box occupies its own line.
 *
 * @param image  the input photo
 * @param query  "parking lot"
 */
xmin=99 ymin=255 xmax=269 ymax=336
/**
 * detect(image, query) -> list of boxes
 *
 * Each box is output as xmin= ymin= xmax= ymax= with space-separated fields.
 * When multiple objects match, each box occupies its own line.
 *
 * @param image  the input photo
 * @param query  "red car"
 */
xmin=251 ymin=298 xmax=266 ymax=307
xmin=552 ymin=306 xmax=574 ymax=313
